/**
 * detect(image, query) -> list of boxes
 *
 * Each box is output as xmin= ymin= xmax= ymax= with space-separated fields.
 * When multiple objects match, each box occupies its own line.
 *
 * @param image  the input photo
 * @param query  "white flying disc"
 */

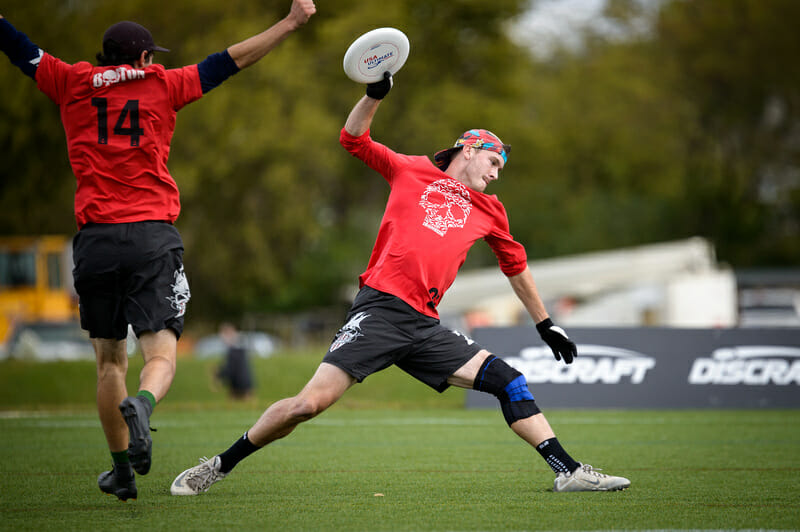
xmin=343 ymin=27 xmax=410 ymax=84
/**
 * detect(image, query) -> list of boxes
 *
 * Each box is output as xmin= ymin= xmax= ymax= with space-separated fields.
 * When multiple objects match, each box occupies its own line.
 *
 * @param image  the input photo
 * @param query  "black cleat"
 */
xmin=119 ymin=397 xmax=153 ymax=475
xmin=98 ymin=462 xmax=137 ymax=501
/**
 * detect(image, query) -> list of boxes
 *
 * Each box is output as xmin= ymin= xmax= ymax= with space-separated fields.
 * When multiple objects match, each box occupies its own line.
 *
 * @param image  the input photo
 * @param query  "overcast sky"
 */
xmin=512 ymin=0 xmax=659 ymax=58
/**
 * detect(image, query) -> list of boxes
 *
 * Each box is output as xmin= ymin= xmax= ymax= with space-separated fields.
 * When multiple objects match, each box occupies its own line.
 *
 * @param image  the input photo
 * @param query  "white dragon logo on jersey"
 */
xmin=418 ymin=179 xmax=472 ymax=236
xmin=166 ymin=265 xmax=191 ymax=318
xmin=329 ymin=311 xmax=370 ymax=351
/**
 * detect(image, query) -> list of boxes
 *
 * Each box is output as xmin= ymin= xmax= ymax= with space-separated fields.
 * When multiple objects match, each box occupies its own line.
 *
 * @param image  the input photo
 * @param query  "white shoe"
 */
xmin=553 ymin=463 xmax=630 ymax=492
xmin=170 ymin=456 xmax=228 ymax=496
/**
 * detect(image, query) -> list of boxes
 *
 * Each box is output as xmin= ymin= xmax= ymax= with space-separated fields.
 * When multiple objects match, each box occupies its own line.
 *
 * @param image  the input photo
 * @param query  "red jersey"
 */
xmin=340 ymin=128 xmax=528 ymax=319
xmin=35 ymin=53 xmax=203 ymax=228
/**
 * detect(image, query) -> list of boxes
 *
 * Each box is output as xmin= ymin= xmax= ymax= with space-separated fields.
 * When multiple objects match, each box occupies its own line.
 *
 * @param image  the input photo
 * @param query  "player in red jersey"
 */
xmin=0 ymin=0 xmax=316 ymax=501
xmin=169 ymin=74 xmax=630 ymax=495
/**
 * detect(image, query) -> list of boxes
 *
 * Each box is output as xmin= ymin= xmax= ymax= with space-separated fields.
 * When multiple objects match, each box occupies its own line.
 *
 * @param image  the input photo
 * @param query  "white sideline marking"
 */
xmin=309 ymin=418 xmax=498 ymax=426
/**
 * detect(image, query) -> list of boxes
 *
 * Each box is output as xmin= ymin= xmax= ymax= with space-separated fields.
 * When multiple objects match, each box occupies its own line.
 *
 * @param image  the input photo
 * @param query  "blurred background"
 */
xmin=1 ymin=0 xmax=799 ymax=361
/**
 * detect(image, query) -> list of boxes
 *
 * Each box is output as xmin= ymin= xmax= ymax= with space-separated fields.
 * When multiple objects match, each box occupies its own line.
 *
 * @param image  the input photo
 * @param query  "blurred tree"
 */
xmin=492 ymin=35 xmax=696 ymax=259
xmin=653 ymin=0 xmax=800 ymax=266
xmin=0 ymin=2 xmax=80 ymax=235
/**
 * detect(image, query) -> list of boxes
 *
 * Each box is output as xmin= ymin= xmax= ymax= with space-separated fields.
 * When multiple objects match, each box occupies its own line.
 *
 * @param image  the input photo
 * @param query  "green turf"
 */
xmin=0 ymin=350 xmax=463 ymax=410
xmin=0 ymin=356 xmax=799 ymax=531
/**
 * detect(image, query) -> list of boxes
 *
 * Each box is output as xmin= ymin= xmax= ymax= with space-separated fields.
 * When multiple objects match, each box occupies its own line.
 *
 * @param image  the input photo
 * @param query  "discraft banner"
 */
xmin=466 ymin=327 xmax=800 ymax=409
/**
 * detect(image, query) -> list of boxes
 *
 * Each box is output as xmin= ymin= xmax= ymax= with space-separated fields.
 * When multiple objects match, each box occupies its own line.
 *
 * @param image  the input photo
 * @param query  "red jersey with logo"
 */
xmin=340 ymin=128 xmax=528 ymax=319
xmin=35 ymin=53 xmax=203 ymax=228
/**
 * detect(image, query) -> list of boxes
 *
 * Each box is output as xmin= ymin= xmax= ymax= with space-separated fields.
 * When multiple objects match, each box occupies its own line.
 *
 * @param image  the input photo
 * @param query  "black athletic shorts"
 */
xmin=72 ymin=221 xmax=190 ymax=340
xmin=322 ymin=286 xmax=483 ymax=392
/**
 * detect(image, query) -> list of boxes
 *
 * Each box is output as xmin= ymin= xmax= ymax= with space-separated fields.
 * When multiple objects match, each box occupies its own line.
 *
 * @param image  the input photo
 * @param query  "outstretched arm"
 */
xmin=197 ymin=0 xmax=314 ymax=93
xmin=508 ymin=266 xmax=549 ymax=324
xmin=0 ymin=15 xmax=44 ymax=80
xmin=508 ymin=266 xmax=577 ymax=364
xmin=344 ymin=95 xmax=381 ymax=137
xmin=343 ymin=71 xmax=394 ymax=136
xmin=227 ymin=0 xmax=315 ymax=70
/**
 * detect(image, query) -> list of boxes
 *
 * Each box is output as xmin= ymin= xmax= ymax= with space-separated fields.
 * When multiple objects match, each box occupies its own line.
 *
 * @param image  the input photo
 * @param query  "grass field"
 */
xmin=1 ymin=353 xmax=799 ymax=531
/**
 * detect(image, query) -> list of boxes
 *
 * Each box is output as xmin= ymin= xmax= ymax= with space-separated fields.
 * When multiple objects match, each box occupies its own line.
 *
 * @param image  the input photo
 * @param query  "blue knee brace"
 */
xmin=473 ymin=355 xmax=540 ymax=425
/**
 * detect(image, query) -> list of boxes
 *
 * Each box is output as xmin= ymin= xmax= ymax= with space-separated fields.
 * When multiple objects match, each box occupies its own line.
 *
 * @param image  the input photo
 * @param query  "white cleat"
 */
xmin=170 ymin=456 xmax=228 ymax=496
xmin=553 ymin=463 xmax=630 ymax=492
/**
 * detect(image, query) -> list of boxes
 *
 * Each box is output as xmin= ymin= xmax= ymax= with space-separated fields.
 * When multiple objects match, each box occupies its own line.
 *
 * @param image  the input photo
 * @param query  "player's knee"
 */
xmin=473 ymin=355 xmax=541 ymax=425
xmin=97 ymin=358 xmax=127 ymax=381
xmin=288 ymin=395 xmax=329 ymax=422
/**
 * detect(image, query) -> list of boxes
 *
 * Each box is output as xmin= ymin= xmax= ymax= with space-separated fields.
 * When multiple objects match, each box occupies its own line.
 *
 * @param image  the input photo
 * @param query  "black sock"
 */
xmin=218 ymin=432 xmax=260 ymax=473
xmin=536 ymin=438 xmax=580 ymax=474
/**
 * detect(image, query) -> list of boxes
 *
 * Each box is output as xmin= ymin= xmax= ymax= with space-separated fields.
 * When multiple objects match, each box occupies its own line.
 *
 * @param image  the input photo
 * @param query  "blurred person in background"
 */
xmin=216 ymin=323 xmax=255 ymax=401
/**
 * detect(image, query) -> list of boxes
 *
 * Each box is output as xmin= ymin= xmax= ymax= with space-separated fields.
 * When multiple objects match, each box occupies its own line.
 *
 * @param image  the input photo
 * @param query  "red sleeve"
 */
xmin=484 ymin=201 xmax=528 ymax=277
xmin=339 ymin=127 xmax=401 ymax=184
xmin=35 ymin=52 xmax=80 ymax=104
xmin=165 ymin=64 xmax=203 ymax=111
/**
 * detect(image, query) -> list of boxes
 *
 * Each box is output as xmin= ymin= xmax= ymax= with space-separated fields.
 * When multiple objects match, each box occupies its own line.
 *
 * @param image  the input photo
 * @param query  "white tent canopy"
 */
xmin=438 ymin=237 xmax=737 ymax=328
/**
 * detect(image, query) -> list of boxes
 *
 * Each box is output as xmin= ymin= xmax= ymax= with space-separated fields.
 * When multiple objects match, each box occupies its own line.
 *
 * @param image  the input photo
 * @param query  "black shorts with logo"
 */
xmin=72 ymin=221 xmax=190 ymax=340
xmin=322 ymin=286 xmax=483 ymax=392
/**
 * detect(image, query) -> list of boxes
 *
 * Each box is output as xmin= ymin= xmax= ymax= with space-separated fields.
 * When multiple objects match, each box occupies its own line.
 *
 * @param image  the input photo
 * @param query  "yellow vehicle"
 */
xmin=0 ymin=236 xmax=79 ymax=346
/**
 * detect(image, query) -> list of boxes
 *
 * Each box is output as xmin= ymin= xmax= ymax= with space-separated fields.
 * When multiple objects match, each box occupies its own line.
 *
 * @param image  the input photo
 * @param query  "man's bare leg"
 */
xmin=119 ymin=328 xmax=178 ymax=475
xmin=94 ymin=338 xmax=130 ymax=454
xmin=94 ymin=337 xmax=137 ymax=500
xmin=170 ymin=362 xmax=356 ymax=495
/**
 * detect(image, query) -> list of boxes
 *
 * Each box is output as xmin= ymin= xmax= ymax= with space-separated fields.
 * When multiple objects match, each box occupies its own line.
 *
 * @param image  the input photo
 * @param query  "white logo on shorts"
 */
xmin=166 ymin=265 xmax=191 ymax=318
xmin=451 ymin=329 xmax=475 ymax=346
xmin=330 ymin=312 xmax=370 ymax=352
